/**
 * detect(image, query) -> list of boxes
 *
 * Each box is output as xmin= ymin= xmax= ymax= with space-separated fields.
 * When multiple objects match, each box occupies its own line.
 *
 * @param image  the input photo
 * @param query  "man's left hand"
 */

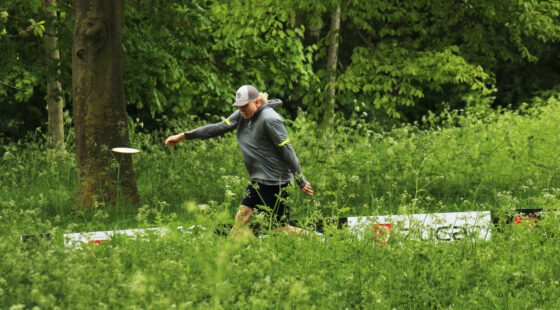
xmin=301 ymin=182 xmax=314 ymax=196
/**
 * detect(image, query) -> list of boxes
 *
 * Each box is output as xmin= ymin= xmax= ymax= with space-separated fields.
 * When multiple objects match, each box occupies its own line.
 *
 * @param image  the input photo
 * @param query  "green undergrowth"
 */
xmin=2 ymin=211 xmax=560 ymax=309
xmin=2 ymin=96 xmax=560 ymax=227
xmin=2 ymin=95 xmax=560 ymax=308
xmin=130 ymin=95 xmax=560 ymax=224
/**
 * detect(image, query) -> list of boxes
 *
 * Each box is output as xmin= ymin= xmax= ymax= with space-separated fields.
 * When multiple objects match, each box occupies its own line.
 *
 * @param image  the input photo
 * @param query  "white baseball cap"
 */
xmin=233 ymin=85 xmax=259 ymax=106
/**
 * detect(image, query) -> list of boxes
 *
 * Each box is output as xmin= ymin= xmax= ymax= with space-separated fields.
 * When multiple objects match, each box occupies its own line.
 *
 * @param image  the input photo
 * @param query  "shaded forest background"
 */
xmin=2 ymin=0 xmax=560 ymax=140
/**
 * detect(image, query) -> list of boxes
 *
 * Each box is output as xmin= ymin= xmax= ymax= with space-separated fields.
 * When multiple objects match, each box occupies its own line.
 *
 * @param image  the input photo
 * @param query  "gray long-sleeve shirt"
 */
xmin=183 ymin=100 xmax=308 ymax=188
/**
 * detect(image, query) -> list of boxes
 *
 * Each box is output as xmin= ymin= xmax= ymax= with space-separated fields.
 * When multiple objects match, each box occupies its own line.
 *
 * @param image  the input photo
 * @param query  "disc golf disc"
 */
xmin=111 ymin=147 xmax=140 ymax=154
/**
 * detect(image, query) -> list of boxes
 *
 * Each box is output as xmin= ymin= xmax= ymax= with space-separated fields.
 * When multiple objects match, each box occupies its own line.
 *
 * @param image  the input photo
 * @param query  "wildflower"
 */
xmin=225 ymin=189 xmax=236 ymax=198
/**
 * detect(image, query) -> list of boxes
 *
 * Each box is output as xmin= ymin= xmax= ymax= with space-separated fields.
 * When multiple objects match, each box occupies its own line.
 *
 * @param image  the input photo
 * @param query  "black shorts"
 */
xmin=240 ymin=182 xmax=290 ymax=225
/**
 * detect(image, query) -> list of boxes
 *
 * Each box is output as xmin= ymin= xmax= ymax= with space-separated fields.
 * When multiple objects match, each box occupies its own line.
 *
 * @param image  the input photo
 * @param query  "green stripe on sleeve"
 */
xmin=278 ymin=138 xmax=290 ymax=147
xmin=224 ymin=119 xmax=231 ymax=126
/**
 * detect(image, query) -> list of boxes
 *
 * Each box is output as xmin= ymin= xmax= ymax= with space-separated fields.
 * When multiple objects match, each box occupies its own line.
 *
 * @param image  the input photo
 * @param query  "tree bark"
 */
xmin=72 ymin=0 xmax=139 ymax=207
xmin=326 ymin=6 xmax=341 ymax=125
xmin=44 ymin=0 xmax=64 ymax=151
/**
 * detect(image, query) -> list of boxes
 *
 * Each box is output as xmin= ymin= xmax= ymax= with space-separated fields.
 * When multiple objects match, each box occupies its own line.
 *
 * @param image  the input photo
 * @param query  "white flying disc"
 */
xmin=111 ymin=147 xmax=140 ymax=154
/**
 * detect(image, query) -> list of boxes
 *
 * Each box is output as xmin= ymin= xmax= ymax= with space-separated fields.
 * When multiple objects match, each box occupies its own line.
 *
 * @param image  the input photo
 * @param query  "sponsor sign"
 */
xmin=62 ymin=225 xmax=206 ymax=248
xmin=21 ymin=209 xmax=547 ymax=248
xmin=347 ymin=211 xmax=492 ymax=243
xmin=63 ymin=227 xmax=171 ymax=248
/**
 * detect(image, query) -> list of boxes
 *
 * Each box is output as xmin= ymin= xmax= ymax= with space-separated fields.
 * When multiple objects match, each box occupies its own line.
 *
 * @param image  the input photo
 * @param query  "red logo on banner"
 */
xmin=513 ymin=217 xmax=537 ymax=232
xmin=373 ymin=223 xmax=393 ymax=246
xmin=88 ymin=239 xmax=110 ymax=246
xmin=514 ymin=217 xmax=536 ymax=225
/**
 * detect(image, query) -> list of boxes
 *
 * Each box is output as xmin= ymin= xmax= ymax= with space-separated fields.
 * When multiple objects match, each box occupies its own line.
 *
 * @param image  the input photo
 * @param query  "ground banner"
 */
xmin=63 ymin=227 xmax=171 ymax=248
xmin=347 ymin=211 xmax=492 ymax=245
xmin=20 ymin=209 xmax=545 ymax=247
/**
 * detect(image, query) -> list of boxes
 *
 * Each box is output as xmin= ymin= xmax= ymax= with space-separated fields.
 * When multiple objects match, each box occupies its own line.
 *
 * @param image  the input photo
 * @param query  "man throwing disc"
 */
xmin=165 ymin=85 xmax=314 ymax=237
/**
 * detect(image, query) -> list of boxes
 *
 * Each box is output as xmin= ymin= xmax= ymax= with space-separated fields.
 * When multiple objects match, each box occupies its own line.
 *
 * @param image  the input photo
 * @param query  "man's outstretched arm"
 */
xmin=166 ymin=111 xmax=241 ymax=145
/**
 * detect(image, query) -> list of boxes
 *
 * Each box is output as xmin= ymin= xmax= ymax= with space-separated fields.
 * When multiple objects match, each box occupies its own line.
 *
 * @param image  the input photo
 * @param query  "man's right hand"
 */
xmin=165 ymin=133 xmax=185 ymax=146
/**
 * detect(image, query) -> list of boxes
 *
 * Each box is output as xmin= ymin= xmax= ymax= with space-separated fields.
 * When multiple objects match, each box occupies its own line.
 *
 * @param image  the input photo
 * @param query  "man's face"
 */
xmin=238 ymin=99 xmax=260 ymax=119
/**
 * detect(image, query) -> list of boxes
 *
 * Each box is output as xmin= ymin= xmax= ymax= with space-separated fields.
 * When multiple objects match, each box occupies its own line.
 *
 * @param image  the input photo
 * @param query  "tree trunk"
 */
xmin=72 ymin=0 xmax=139 ymax=207
xmin=44 ymin=0 xmax=64 ymax=151
xmin=326 ymin=6 xmax=341 ymax=125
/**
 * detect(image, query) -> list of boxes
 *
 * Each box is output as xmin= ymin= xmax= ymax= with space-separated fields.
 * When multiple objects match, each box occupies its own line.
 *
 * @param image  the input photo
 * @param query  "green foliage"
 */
xmin=504 ymin=0 xmax=560 ymax=59
xmin=211 ymin=0 xmax=317 ymax=101
xmin=336 ymin=0 xmax=560 ymax=120
xmin=121 ymin=0 xmax=318 ymax=120
xmin=0 ymin=0 xmax=74 ymax=138
xmin=338 ymin=45 xmax=492 ymax=118
xmin=0 ymin=0 xmax=45 ymax=103
xmin=122 ymin=0 xmax=219 ymax=118
xmin=3 ymin=0 xmax=560 ymax=138
xmin=2 ymin=94 xmax=560 ymax=308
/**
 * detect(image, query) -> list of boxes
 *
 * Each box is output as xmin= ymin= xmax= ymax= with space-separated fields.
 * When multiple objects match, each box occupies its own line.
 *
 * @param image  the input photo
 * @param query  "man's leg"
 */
xmin=232 ymin=205 xmax=254 ymax=238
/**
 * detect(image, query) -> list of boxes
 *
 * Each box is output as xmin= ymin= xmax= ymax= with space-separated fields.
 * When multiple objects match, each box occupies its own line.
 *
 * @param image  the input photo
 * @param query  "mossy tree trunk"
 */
xmin=326 ymin=6 xmax=340 ymax=126
xmin=44 ymin=0 xmax=65 ymax=151
xmin=72 ymin=0 xmax=139 ymax=207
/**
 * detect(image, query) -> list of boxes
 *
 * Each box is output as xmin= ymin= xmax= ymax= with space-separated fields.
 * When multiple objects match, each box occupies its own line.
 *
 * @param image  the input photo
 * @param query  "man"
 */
xmin=165 ymin=85 xmax=313 ymax=237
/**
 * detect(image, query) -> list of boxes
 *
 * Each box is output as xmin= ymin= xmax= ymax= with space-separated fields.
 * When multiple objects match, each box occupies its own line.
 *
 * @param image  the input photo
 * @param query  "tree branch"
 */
xmin=351 ymin=20 xmax=375 ymax=49
xmin=357 ymin=28 xmax=375 ymax=49
xmin=0 ymin=80 xmax=30 ymax=91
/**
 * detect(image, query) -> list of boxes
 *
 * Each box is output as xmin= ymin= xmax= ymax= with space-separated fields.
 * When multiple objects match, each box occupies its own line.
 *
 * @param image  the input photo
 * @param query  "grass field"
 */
xmin=1 ymin=97 xmax=560 ymax=308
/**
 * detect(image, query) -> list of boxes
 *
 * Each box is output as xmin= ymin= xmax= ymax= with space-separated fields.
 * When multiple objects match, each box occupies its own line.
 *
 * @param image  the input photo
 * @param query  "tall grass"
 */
xmin=1 ymin=96 xmax=560 ymax=308
xmin=2 ymin=215 xmax=560 ymax=308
